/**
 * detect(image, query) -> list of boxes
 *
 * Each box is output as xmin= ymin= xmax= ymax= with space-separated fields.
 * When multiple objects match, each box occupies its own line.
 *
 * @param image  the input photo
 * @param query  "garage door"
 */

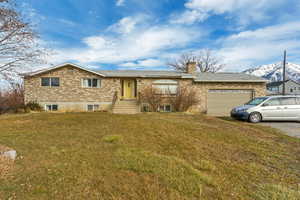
xmin=207 ymin=89 xmax=254 ymax=116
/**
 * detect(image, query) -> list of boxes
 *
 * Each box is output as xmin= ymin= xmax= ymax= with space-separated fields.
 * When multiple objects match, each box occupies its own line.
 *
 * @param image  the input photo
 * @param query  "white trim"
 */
xmin=86 ymin=104 xmax=100 ymax=111
xmin=25 ymin=63 xmax=105 ymax=77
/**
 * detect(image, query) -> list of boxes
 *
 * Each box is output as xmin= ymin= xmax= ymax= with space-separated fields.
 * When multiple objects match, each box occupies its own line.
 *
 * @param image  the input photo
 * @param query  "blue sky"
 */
xmin=17 ymin=0 xmax=300 ymax=71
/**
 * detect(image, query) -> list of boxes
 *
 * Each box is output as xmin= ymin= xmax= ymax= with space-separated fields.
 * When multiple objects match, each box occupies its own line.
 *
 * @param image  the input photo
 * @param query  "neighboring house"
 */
xmin=23 ymin=63 xmax=267 ymax=116
xmin=267 ymin=80 xmax=300 ymax=95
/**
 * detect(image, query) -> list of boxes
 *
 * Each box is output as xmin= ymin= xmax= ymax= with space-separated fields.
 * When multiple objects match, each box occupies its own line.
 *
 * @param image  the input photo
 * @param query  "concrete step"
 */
xmin=112 ymin=100 xmax=140 ymax=114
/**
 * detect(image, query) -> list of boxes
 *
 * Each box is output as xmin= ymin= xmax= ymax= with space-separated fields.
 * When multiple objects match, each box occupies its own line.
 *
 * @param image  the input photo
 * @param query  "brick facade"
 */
xmin=24 ymin=65 xmax=266 ymax=112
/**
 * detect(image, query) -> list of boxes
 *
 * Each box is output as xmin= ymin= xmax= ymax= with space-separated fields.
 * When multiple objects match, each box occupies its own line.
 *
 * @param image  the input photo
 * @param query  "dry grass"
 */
xmin=0 ymin=112 xmax=299 ymax=199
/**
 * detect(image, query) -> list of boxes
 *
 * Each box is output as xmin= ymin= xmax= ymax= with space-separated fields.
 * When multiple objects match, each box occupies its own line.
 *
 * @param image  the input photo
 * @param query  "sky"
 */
xmin=17 ymin=0 xmax=300 ymax=72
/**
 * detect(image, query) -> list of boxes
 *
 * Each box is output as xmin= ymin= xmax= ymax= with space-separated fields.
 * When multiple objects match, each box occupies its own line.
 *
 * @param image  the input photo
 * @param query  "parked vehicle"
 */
xmin=231 ymin=95 xmax=300 ymax=123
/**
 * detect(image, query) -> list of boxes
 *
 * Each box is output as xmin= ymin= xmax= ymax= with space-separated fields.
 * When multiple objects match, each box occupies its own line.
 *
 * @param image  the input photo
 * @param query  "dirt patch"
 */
xmin=0 ymin=155 xmax=14 ymax=179
xmin=0 ymin=145 xmax=15 ymax=179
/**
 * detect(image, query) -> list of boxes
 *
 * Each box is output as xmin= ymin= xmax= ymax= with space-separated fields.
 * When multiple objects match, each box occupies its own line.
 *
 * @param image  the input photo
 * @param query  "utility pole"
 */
xmin=282 ymin=50 xmax=287 ymax=95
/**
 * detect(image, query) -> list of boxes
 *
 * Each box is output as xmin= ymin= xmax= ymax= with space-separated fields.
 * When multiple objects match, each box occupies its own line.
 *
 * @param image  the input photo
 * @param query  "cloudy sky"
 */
xmin=18 ymin=0 xmax=300 ymax=71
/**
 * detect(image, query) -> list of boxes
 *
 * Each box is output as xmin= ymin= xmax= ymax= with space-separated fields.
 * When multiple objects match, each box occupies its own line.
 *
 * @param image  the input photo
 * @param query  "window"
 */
xmin=41 ymin=77 xmax=60 ymax=87
xmin=159 ymin=104 xmax=172 ymax=112
xmin=153 ymin=80 xmax=178 ymax=95
xmin=263 ymin=98 xmax=281 ymax=106
xmin=41 ymin=77 xmax=50 ymax=86
xmin=290 ymin=88 xmax=294 ymax=93
xmin=87 ymin=104 xmax=100 ymax=111
xmin=82 ymin=78 xmax=101 ymax=88
xmin=280 ymin=97 xmax=297 ymax=105
xmin=268 ymin=87 xmax=279 ymax=92
xmin=45 ymin=104 xmax=58 ymax=111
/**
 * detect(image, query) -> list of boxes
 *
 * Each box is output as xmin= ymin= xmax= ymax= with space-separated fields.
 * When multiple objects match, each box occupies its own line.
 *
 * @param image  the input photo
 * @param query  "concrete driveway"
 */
xmin=259 ymin=122 xmax=300 ymax=138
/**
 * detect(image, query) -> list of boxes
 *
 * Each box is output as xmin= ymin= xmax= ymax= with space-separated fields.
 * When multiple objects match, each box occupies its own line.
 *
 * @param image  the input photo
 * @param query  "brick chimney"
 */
xmin=186 ymin=62 xmax=197 ymax=74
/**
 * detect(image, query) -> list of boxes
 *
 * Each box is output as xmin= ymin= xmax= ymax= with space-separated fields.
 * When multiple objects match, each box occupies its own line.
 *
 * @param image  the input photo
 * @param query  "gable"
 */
xmin=24 ymin=63 xmax=105 ymax=78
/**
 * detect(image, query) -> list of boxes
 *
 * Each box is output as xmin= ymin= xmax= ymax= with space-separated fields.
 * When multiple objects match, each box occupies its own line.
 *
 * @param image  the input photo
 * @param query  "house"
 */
xmin=267 ymin=80 xmax=300 ymax=95
xmin=23 ymin=63 xmax=267 ymax=116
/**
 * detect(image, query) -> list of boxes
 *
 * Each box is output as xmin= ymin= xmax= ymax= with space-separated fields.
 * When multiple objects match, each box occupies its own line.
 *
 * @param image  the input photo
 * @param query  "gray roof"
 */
xmin=96 ymin=70 xmax=193 ymax=78
xmin=193 ymin=72 xmax=267 ymax=82
xmin=23 ymin=63 xmax=267 ymax=82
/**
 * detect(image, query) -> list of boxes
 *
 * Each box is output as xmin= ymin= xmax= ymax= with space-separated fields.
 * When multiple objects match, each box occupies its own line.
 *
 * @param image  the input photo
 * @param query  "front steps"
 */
xmin=112 ymin=100 xmax=140 ymax=114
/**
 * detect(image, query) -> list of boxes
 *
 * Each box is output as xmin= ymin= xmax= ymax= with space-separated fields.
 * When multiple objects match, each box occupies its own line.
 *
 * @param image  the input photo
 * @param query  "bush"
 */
xmin=0 ymin=83 xmax=24 ymax=114
xmin=25 ymin=101 xmax=43 ymax=112
xmin=169 ymin=86 xmax=199 ymax=112
xmin=139 ymin=86 xmax=163 ymax=112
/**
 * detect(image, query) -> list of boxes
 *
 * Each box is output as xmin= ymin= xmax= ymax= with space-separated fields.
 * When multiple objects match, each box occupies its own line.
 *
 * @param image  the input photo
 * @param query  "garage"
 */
xmin=207 ymin=89 xmax=254 ymax=116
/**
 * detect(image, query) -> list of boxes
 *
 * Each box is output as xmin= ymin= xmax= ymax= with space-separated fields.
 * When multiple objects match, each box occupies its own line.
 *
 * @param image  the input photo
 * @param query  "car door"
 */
xmin=260 ymin=97 xmax=285 ymax=120
xmin=279 ymin=97 xmax=300 ymax=119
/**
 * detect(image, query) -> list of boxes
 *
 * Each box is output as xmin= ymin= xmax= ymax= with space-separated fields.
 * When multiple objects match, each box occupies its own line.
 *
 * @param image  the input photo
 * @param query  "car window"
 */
xmin=245 ymin=97 xmax=268 ymax=105
xmin=280 ymin=97 xmax=297 ymax=105
xmin=264 ymin=98 xmax=281 ymax=106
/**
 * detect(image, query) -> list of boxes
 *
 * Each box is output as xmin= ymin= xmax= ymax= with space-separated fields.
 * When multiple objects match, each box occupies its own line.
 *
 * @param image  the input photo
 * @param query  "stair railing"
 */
xmin=112 ymin=91 xmax=118 ymax=108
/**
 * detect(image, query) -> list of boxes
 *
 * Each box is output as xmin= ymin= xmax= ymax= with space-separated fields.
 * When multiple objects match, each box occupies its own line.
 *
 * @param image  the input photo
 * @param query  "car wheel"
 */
xmin=248 ymin=112 xmax=262 ymax=123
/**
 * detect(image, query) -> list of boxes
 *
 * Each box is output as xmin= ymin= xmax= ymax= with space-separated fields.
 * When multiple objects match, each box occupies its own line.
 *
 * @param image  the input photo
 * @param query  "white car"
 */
xmin=231 ymin=95 xmax=300 ymax=123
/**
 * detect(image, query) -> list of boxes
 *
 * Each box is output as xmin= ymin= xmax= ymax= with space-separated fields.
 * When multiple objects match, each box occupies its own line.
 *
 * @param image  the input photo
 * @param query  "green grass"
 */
xmin=0 ymin=112 xmax=299 ymax=199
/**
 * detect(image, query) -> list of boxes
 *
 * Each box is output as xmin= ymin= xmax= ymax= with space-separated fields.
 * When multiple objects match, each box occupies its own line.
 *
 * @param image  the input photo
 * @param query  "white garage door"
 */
xmin=207 ymin=89 xmax=254 ymax=116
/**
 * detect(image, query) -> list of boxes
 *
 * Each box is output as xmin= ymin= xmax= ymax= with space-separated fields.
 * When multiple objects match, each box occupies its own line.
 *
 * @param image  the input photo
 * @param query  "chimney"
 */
xmin=186 ymin=62 xmax=197 ymax=74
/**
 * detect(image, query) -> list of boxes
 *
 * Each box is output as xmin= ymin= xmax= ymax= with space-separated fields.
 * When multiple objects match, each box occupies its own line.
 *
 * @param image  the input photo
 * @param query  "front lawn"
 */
xmin=0 ymin=113 xmax=299 ymax=199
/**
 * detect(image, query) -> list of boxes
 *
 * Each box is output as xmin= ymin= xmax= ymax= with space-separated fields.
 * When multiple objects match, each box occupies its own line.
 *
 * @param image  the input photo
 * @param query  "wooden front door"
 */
xmin=123 ymin=80 xmax=135 ymax=99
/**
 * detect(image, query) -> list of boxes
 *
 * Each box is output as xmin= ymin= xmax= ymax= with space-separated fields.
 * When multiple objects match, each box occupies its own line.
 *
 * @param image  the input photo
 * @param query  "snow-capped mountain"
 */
xmin=243 ymin=62 xmax=300 ymax=82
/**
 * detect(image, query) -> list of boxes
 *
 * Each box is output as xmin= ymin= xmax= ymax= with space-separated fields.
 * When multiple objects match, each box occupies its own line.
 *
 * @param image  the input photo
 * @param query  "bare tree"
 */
xmin=0 ymin=0 xmax=45 ymax=77
xmin=168 ymin=49 xmax=225 ymax=73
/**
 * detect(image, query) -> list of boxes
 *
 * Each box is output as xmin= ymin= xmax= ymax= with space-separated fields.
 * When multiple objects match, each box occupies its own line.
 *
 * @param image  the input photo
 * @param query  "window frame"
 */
xmin=152 ymin=79 xmax=178 ymax=95
xmin=159 ymin=104 xmax=172 ymax=112
xmin=45 ymin=104 xmax=58 ymax=111
xmin=41 ymin=77 xmax=60 ymax=87
xmin=82 ymin=78 xmax=101 ymax=88
xmin=87 ymin=104 xmax=100 ymax=111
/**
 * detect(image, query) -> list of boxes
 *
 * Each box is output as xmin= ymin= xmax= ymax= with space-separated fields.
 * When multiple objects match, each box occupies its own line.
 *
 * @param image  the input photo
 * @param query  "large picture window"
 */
xmin=41 ymin=77 xmax=60 ymax=87
xmin=82 ymin=78 xmax=101 ymax=88
xmin=153 ymin=80 xmax=178 ymax=95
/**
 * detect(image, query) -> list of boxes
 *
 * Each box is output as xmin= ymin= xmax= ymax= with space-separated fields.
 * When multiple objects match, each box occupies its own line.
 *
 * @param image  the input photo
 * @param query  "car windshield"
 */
xmin=245 ymin=97 xmax=268 ymax=105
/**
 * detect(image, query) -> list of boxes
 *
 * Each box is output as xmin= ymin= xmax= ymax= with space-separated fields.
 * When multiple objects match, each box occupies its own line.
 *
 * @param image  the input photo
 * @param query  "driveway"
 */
xmin=259 ymin=122 xmax=300 ymax=138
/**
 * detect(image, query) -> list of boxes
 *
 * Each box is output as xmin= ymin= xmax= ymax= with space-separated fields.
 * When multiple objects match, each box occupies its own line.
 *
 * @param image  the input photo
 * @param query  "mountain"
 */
xmin=243 ymin=62 xmax=300 ymax=82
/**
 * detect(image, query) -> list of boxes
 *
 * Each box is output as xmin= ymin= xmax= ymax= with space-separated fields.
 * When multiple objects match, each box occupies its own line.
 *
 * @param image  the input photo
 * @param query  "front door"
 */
xmin=123 ymin=79 xmax=135 ymax=99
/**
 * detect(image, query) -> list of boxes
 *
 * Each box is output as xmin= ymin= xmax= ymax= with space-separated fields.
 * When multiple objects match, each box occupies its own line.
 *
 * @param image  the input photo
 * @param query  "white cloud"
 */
xmin=119 ymin=59 xmax=165 ymax=68
xmin=107 ymin=15 xmax=149 ymax=34
xmin=49 ymin=23 xmax=203 ymax=66
xmin=216 ymin=21 xmax=300 ymax=71
xmin=171 ymin=0 xmax=286 ymax=26
xmin=170 ymin=10 xmax=208 ymax=25
xmin=116 ymin=0 xmax=125 ymax=6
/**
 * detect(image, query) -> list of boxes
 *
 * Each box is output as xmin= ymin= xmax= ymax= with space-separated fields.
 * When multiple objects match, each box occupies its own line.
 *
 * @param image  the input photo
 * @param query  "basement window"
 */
xmin=159 ymin=104 xmax=172 ymax=112
xmin=45 ymin=104 xmax=58 ymax=111
xmin=87 ymin=104 xmax=100 ymax=111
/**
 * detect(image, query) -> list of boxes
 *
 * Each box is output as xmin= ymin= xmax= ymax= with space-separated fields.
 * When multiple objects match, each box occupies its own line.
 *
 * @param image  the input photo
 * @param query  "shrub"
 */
xmin=139 ymin=86 xmax=163 ymax=112
xmin=25 ymin=101 xmax=43 ymax=111
xmin=0 ymin=83 xmax=24 ymax=114
xmin=169 ymin=86 xmax=199 ymax=112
